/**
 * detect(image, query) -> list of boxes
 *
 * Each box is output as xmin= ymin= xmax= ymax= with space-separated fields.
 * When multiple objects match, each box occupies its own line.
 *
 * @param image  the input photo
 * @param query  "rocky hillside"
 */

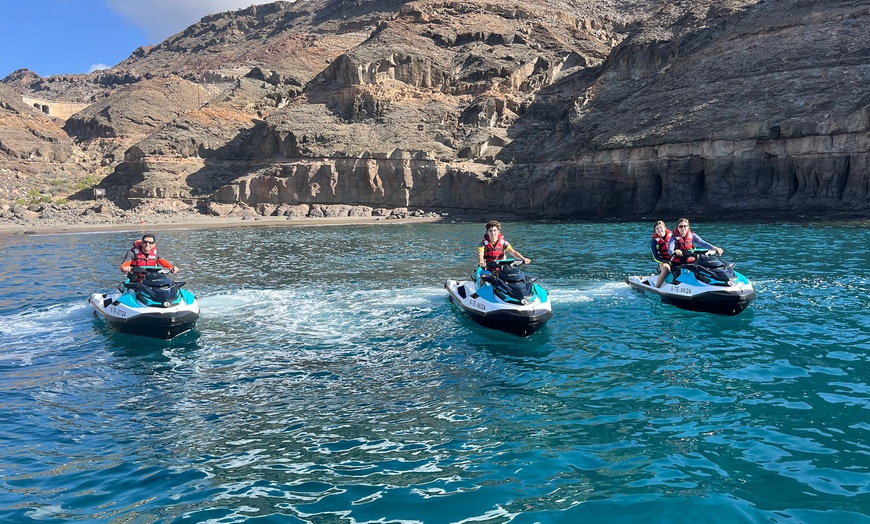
xmin=2 ymin=0 xmax=868 ymax=223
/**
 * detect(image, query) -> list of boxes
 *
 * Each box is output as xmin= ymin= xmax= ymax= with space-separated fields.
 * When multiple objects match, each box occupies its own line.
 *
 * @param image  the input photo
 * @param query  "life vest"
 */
xmin=652 ymin=230 xmax=672 ymax=262
xmin=482 ymin=233 xmax=507 ymax=263
xmin=130 ymin=240 xmax=159 ymax=268
xmin=671 ymin=229 xmax=695 ymax=264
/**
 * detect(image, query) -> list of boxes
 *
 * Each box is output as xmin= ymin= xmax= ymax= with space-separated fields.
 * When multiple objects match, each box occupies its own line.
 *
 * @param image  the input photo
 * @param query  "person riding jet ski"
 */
xmin=650 ymin=220 xmax=673 ymax=288
xmin=627 ymin=218 xmax=755 ymax=315
xmin=90 ymin=232 xmax=198 ymax=338
xmin=445 ymin=220 xmax=551 ymax=336
xmin=477 ymin=220 xmax=530 ymax=282
xmin=120 ymin=233 xmax=179 ymax=280
xmin=668 ymin=218 xmax=723 ymax=279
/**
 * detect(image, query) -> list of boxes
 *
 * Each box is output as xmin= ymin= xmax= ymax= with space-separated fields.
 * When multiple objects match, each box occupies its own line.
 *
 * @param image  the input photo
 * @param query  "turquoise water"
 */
xmin=1 ymin=221 xmax=869 ymax=523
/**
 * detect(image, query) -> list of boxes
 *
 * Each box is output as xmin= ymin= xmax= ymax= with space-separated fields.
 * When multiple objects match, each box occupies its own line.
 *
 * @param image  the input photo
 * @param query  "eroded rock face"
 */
xmin=63 ymin=77 xmax=211 ymax=140
xmin=170 ymin=0 xmax=868 ymax=218
xmin=2 ymin=0 xmax=869 ymax=219
xmin=0 ymin=84 xmax=74 ymax=162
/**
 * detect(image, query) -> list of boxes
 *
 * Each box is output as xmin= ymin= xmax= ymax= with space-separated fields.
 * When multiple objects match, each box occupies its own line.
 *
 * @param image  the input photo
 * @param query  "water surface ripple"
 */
xmin=1 ymin=221 xmax=869 ymax=523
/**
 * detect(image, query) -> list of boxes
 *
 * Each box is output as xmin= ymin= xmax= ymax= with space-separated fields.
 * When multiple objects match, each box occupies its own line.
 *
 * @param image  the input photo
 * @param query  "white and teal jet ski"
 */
xmin=89 ymin=266 xmax=199 ymax=339
xmin=626 ymin=249 xmax=756 ymax=315
xmin=445 ymin=259 xmax=552 ymax=336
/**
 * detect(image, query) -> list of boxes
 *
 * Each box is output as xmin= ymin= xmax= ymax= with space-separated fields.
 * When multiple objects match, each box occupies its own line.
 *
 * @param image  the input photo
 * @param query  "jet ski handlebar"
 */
xmin=124 ymin=266 xmax=180 ymax=290
xmin=485 ymin=258 xmax=527 ymax=270
xmin=129 ymin=266 xmax=172 ymax=275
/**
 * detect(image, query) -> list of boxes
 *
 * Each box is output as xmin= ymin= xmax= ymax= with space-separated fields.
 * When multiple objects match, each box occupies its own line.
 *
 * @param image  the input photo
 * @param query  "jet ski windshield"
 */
xmin=681 ymin=250 xmax=737 ymax=286
xmin=487 ymin=260 xmax=536 ymax=303
xmin=126 ymin=267 xmax=183 ymax=307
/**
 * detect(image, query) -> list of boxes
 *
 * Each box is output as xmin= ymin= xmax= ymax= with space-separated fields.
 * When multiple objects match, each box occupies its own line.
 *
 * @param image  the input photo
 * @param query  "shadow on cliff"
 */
xmin=184 ymin=122 xmax=269 ymax=195
xmin=84 ymin=164 xmax=144 ymax=208
xmin=85 ymin=120 xmax=271 ymax=209
xmin=488 ymin=66 xmax=637 ymax=218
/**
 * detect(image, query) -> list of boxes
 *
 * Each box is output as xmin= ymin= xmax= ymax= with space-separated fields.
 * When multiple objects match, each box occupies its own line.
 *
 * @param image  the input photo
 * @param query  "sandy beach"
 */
xmin=0 ymin=216 xmax=444 ymax=236
xmin=0 ymin=213 xmax=482 ymax=237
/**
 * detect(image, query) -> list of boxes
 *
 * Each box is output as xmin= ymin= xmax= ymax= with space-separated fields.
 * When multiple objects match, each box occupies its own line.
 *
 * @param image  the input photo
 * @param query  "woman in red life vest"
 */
xmin=650 ymin=220 xmax=672 ymax=288
xmin=668 ymin=218 xmax=723 ymax=265
xmin=119 ymin=233 xmax=179 ymax=275
xmin=477 ymin=220 xmax=531 ymax=268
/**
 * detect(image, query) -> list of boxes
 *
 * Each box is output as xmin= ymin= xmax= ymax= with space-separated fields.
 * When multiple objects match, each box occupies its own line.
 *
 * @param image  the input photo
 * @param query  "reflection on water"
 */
xmin=1 ymin=221 xmax=869 ymax=523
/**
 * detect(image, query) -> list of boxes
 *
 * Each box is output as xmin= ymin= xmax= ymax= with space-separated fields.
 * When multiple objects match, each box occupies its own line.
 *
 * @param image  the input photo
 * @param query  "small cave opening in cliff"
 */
xmin=653 ymin=174 xmax=663 ymax=203
xmin=788 ymin=172 xmax=799 ymax=198
xmin=691 ymin=170 xmax=706 ymax=204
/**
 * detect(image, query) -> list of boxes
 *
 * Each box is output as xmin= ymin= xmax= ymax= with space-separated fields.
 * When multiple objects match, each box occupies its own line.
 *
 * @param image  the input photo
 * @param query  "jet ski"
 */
xmin=89 ymin=266 xmax=200 ymax=339
xmin=626 ymin=249 xmax=756 ymax=315
xmin=445 ymin=259 xmax=552 ymax=336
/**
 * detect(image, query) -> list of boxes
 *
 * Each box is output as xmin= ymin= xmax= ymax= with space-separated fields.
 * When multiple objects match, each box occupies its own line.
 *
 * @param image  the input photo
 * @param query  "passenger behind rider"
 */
xmin=668 ymin=218 xmax=723 ymax=272
xmin=477 ymin=220 xmax=530 ymax=281
xmin=650 ymin=220 xmax=672 ymax=288
xmin=119 ymin=233 xmax=179 ymax=277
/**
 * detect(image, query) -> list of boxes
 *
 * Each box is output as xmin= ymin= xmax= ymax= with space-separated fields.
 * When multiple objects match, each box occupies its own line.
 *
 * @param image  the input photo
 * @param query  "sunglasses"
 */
xmin=142 ymin=240 xmax=155 ymax=245
xmin=677 ymin=224 xmax=688 ymax=228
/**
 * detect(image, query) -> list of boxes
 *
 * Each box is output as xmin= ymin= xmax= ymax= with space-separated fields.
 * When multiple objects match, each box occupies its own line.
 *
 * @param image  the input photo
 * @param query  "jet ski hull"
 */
xmin=445 ymin=278 xmax=552 ymax=336
xmin=89 ymin=291 xmax=199 ymax=339
xmin=626 ymin=275 xmax=756 ymax=316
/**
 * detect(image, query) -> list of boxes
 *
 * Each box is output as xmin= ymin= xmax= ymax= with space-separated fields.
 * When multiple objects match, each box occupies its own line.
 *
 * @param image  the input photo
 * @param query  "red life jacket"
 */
xmin=671 ymin=229 xmax=694 ymax=264
xmin=130 ymin=240 xmax=159 ymax=267
xmin=482 ymin=233 xmax=507 ymax=263
xmin=652 ymin=230 xmax=672 ymax=261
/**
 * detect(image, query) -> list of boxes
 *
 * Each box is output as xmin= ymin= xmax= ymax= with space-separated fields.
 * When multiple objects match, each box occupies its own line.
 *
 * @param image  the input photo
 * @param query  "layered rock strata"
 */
xmin=2 ymin=0 xmax=868 ymax=221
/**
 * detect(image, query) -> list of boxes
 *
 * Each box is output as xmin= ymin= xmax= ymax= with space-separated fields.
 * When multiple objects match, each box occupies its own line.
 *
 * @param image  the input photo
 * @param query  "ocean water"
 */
xmin=1 ymin=220 xmax=869 ymax=523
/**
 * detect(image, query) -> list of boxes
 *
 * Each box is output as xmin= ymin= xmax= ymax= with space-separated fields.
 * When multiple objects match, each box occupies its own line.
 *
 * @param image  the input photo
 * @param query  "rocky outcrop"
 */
xmin=63 ymin=77 xmax=211 ymax=140
xmin=199 ymin=130 xmax=870 ymax=218
xmin=2 ymin=0 xmax=869 ymax=220
xmin=182 ymin=0 xmax=868 ymax=218
xmin=0 ymin=84 xmax=74 ymax=162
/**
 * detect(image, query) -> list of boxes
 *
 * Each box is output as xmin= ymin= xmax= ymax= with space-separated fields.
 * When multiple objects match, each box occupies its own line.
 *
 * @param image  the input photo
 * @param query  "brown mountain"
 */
xmin=2 ymin=0 xmax=868 ymax=221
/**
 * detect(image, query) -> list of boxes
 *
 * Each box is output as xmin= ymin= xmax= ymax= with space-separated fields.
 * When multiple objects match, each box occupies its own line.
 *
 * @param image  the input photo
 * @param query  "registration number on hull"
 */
xmin=108 ymin=306 xmax=127 ymax=318
xmin=469 ymin=298 xmax=487 ymax=311
xmin=668 ymin=285 xmax=693 ymax=296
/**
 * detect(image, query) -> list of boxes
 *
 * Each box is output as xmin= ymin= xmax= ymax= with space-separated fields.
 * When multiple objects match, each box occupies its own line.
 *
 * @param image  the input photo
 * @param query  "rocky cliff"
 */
xmin=2 ymin=0 xmax=868 ymax=222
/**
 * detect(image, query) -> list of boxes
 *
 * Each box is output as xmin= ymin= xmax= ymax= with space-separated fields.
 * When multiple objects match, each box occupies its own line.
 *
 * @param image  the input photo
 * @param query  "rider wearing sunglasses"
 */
xmin=119 ymin=233 xmax=179 ymax=275
xmin=668 ymin=218 xmax=723 ymax=266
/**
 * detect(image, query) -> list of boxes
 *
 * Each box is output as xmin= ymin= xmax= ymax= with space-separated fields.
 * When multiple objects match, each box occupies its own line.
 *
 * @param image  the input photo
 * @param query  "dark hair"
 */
xmin=485 ymin=220 xmax=501 ymax=231
xmin=142 ymin=233 xmax=156 ymax=242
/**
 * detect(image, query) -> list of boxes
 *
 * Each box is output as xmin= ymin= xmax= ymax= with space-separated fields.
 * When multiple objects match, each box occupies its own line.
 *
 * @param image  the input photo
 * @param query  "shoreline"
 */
xmin=3 ymin=211 xmax=868 ymax=237
xmin=0 ymin=214 xmax=479 ymax=237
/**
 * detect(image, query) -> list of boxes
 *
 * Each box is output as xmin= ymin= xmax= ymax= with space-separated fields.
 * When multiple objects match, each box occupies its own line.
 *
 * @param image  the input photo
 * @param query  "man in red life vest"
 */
xmin=477 ymin=220 xmax=531 ymax=268
xmin=119 ymin=233 xmax=179 ymax=276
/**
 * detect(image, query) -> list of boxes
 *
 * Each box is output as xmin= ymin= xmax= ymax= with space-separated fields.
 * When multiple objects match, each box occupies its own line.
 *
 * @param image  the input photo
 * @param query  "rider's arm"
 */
xmin=477 ymin=246 xmax=486 ymax=267
xmin=506 ymin=245 xmax=531 ymax=264
xmin=667 ymin=237 xmax=676 ymax=255
xmin=692 ymin=235 xmax=723 ymax=255
xmin=692 ymin=235 xmax=722 ymax=254
xmin=157 ymin=258 xmax=178 ymax=272
xmin=119 ymin=251 xmax=134 ymax=273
